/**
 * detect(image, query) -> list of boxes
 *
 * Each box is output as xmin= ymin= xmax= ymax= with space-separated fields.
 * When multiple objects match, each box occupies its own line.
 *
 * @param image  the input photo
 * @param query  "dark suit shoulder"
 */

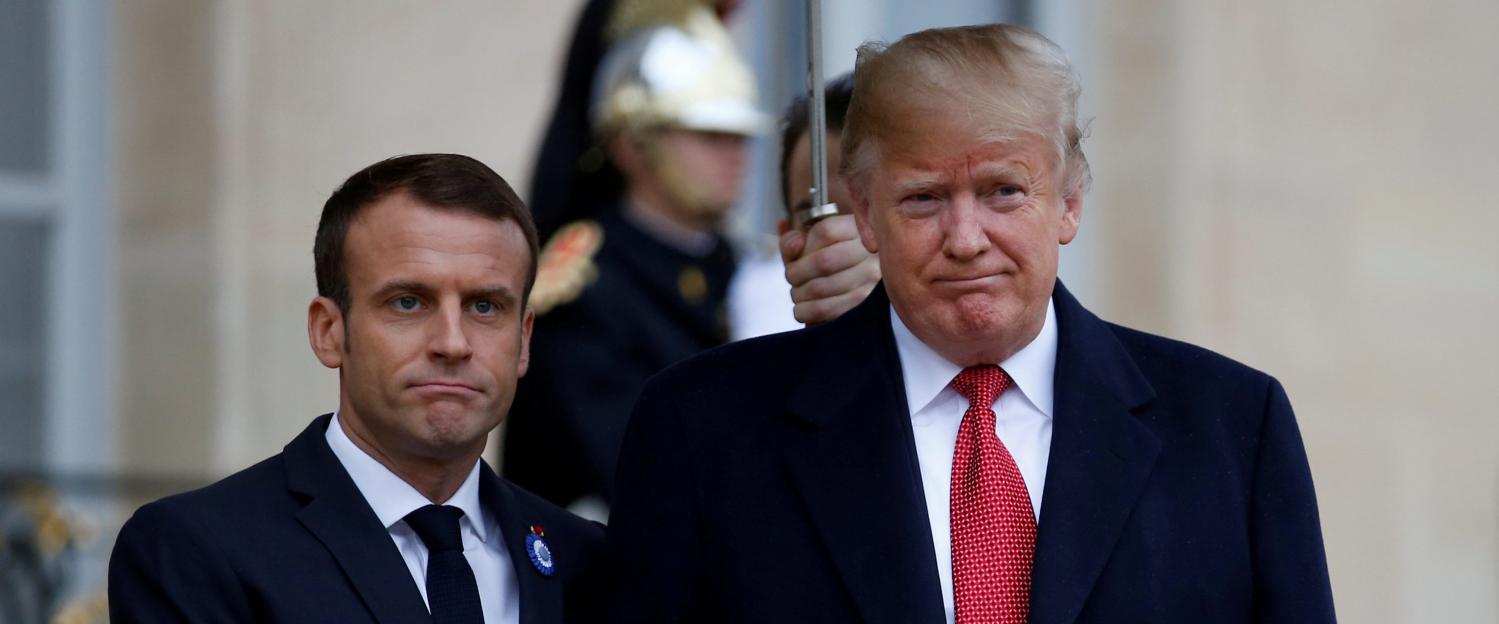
xmin=648 ymin=324 xmax=817 ymax=393
xmin=111 ymin=454 xmax=296 ymax=586
xmin=109 ymin=458 xmax=287 ymax=622
xmin=1105 ymin=320 xmax=1276 ymax=395
xmin=128 ymin=453 xmax=292 ymax=530
xmin=638 ymin=329 xmax=811 ymax=428
xmin=1100 ymin=320 xmax=1290 ymax=485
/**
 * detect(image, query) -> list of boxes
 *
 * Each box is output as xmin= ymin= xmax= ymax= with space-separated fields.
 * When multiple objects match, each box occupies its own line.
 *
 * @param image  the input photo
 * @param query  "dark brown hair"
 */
xmin=313 ymin=153 xmax=541 ymax=313
xmin=778 ymin=72 xmax=855 ymax=214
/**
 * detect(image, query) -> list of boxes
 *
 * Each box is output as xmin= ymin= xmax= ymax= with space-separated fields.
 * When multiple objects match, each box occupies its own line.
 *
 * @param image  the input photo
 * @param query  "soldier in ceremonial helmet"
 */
xmin=503 ymin=3 xmax=767 ymax=517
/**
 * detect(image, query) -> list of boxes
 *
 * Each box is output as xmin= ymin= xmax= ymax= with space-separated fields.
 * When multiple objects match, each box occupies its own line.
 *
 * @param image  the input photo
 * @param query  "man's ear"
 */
xmin=517 ymin=306 xmax=535 ymax=377
xmin=1058 ymin=180 xmax=1084 ymax=245
xmin=848 ymin=181 xmax=880 ymax=254
xmin=606 ymin=130 xmax=647 ymax=179
xmin=308 ymin=296 xmax=346 ymax=369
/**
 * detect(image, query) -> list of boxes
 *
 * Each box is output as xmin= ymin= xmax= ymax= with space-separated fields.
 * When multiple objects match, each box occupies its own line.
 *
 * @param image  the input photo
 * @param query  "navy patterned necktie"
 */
xmin=404 ymin=505 xmax=484 ymax=624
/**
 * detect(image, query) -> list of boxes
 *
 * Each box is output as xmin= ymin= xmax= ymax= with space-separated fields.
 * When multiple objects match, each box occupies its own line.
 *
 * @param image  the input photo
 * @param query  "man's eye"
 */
xmin=393 ymin=296 xmax=420 ymax=311
xmin=473 ymin=300 xmax=496 ymax=315
xmin=900 ymin=192 xmax=941 ymax=208
xmin=994 ymin=185 xmax=1022 ymax=197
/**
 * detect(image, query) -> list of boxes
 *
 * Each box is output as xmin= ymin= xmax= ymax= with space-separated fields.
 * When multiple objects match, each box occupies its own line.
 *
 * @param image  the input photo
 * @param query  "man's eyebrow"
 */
xmin=971 ymin=161 xmax=1029 ymax=179
xmin=370 ymin=281 xmax=520 ymax=304
xmin=371 ymin=280 xmax=433 ymax=300
xmin=466 ymin=286 xmax=519 ymax=304
xmin=891 ymin=173 xmax=946 ymax=194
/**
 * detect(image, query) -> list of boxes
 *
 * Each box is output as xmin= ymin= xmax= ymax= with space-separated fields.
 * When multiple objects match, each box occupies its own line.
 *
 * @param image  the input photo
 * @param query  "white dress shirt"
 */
xmin=891 ymin=301 xmax=1057 ymax=624
xmin=325 ymin=413 xmax=519 ymax=624
xmin=728 ymin=252 xmax=801 ymax=341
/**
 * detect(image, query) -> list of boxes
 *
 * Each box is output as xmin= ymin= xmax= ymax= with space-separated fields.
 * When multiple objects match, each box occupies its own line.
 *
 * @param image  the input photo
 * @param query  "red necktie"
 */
xmin=950 ymin=365 xmax=1035 ymax=624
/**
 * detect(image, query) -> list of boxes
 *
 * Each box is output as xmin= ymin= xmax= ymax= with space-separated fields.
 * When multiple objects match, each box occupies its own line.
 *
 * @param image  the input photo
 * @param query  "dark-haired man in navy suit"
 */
xmin=607 ymin=25 xmax=1335 ymax=623
xmin=110 ymin=154 xmax=603 ymax=624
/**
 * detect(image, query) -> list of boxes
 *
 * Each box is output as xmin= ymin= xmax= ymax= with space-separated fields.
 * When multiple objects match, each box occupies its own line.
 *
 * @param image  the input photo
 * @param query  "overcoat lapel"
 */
xmin=782 ymin=285 xmax=947 ymax=624
xmin=1028 ymin=283 xmax=1161 ymax=624
xmin=284 ymin=415 xmax=432 ymax=624
xmin=483 ymin=466 xmax=563 ymax=624
xmin=781 ymin=281 xmax=1163 ymax=624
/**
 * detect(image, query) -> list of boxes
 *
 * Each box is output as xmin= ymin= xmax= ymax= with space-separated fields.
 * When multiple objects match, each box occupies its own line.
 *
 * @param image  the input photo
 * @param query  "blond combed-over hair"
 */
xmin=840 ymin=24 xmax=1091 ymax=198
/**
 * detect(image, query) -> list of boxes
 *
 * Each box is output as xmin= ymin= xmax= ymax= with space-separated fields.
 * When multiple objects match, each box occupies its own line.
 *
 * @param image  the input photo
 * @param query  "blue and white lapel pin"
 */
xmin=526 ymin=525 xmax=555 ymax=577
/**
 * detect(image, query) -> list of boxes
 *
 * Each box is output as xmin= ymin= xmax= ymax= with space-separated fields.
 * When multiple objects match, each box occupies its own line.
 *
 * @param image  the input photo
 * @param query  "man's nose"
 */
xmin=428 ymin=302 xmax=473 ymax=362
xmin=941 ymin=192 xmax=990 ymax=261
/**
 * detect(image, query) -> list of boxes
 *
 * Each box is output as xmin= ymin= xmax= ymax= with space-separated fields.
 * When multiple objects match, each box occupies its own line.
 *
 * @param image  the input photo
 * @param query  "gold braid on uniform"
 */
xmin=528 ymin=220 xmax=605 ymax=316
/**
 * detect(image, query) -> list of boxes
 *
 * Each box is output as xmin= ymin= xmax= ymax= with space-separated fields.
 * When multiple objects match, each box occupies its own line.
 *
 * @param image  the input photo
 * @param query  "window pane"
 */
xmin=0 ymin=0 xmax=52 ymax=174
xmin=0 ymin=220 xmax=49 ymax=470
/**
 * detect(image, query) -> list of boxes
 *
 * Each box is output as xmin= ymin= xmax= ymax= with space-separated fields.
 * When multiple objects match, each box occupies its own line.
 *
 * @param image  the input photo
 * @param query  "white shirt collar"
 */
xmin=325 ymin=412 xmax=491 ymax=544
xmin=890 ymin=298 xmax=1057 ymax=419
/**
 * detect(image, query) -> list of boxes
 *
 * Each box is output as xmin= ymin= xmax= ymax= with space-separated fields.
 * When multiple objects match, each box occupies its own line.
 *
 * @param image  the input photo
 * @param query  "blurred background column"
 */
xmin=1082 ymin=1 xmax=1499 ymax=622
xmin=0 ymin=0 xmax=113 ymax=619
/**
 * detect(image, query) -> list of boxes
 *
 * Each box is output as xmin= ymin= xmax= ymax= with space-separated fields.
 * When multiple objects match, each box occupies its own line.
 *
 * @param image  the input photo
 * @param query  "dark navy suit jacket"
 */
xmin=109 ymin=415 xmax=605 ymax=624
xmin=607 ymin=283 xmax=1335 ymax=623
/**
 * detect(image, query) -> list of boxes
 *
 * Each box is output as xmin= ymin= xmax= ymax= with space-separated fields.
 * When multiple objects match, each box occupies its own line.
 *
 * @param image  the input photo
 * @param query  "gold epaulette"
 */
xmin=529 ymin=220 xmax=605 ymax=316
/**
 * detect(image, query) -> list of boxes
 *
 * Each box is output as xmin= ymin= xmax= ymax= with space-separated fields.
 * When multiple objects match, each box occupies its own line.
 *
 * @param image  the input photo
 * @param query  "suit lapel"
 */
xmin=782 ymin=285 xmax=947 ymax=624
xmin=1028 ymin=284 xmax=1161 ymax=624
xmin=283 ymin=415 xmax=432 ymax=624
xmin=482 ymin=465 xmax=562 ymax=624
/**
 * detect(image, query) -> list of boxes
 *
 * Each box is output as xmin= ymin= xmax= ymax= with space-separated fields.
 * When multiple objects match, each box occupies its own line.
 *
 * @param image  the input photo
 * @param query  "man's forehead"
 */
xmin=880 ymin=137 xmax=1043 ymax=175
xmin=343 ymin=201 xmax=528 ymax=278
xmin=350 ymin=199 xmax=524 ymax=249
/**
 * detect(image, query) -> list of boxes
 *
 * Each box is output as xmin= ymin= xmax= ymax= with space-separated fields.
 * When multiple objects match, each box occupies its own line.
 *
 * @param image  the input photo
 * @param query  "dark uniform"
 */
xmin=503 ymin=208 xmax=736 ymax=508
xmin=528 ymin=0 xmax=620 ymax=242
xmin=508 ymin=1 xmax=762 ymax=510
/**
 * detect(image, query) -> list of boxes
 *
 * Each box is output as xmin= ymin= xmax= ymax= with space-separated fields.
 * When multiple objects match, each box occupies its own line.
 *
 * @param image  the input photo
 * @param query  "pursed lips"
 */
xmin=931 ymin=271 xmax=1007 ymax=286
xmin=410 ymin=380 xmax=482 ymax=394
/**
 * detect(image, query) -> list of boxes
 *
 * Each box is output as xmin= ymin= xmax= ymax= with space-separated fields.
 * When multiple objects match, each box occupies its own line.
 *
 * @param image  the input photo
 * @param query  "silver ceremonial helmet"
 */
xmin=590 ymin=6 xmax=768 ymax=138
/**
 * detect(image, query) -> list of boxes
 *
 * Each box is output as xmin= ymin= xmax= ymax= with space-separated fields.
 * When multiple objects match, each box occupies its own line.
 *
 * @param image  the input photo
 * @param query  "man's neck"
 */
xmin=336 ymin=411 xmax=480 ymax=504
xmin=626 ymin=182 xmax=704 ymax=229
xmin=623 ymin=189 xmax=719 ymax=256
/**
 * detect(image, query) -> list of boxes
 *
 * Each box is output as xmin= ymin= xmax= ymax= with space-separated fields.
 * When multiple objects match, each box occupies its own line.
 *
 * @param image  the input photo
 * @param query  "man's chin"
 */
xmin=914 ymin=299 xmax=1025 ymax=351
xmin=941 ymin=292 xmax=1015 ymax=325
xmin=417 ymin=409 xmax=494 ymax=450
